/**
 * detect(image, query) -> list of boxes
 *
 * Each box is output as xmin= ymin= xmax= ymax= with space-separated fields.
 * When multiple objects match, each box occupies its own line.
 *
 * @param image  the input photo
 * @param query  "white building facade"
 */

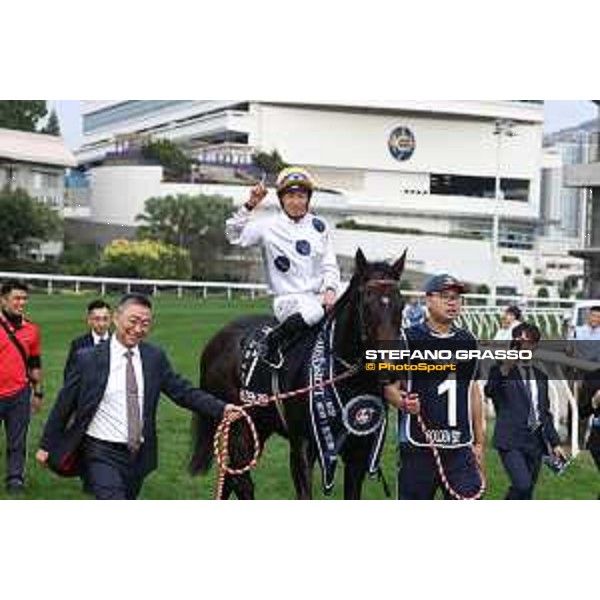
xmin=75 ymin=100 xmax=547 ymax=294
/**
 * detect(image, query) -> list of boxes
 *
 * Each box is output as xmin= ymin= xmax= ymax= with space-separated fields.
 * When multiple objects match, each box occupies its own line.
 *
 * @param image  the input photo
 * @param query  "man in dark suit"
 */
xmin=485 ymin=323 xmax=566 ymax=499
xmin=63 ymin=299 xmax=112 ymax=381
xmin=36 ymin=293 xmax=241 ymax=500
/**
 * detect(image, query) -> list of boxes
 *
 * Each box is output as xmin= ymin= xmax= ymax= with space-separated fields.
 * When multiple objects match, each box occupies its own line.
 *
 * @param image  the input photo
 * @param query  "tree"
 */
xmin=59 ymin=242 xmax=102 ymax=276
xmin=0 ymin=101 xmax=48 ymax=132
xmin=99 ymin=239 xmax=192 ymax=280
xmin=42 ymin=109 xmax=61 ymax=136
xmin=0 ymin=187 xmax=63 ymax=259
xmin=252 ymin=149 xmax=288 ymax=177
xmin=141 ymin=139 xmax=192 ymax=181
xmin=136 ymin=194 xmax=234 ymax=279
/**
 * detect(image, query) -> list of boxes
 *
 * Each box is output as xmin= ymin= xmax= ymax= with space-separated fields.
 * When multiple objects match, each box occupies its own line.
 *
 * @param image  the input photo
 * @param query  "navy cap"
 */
xmin=423 ymin=274 xmax=466 ymax=294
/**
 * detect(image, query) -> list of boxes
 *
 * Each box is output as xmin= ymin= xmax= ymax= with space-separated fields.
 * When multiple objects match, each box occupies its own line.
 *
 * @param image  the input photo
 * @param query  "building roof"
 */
xmin=0 ymin=127 xmax=76 ymax=168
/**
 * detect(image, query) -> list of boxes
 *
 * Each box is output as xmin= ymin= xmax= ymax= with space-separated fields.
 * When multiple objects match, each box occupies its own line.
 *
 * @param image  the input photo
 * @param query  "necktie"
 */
xmin=125 ymin=350 xmax=142 ymax=452
xmin=523 ymin=366 xmax=539 ymax=431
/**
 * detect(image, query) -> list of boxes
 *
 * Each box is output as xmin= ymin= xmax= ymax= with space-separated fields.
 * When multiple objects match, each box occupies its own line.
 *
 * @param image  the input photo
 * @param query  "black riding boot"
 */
xmin=260 ymin=313 xmax=310 ymax=364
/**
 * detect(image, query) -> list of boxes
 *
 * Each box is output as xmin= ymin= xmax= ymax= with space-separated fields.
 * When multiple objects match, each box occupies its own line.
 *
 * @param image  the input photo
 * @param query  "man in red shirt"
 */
xmin=0 ymin=280 xmax=43 ymax=494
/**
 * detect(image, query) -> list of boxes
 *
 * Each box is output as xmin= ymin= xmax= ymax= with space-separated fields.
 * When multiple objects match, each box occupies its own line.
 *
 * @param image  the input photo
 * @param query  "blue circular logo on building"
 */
xmin=274 ymin=255 xmax=291 ymax=272
xmin=312 ymin=217 xmax=325 ymax=233
xmin=295 ymin=240 xmax=311 ymax=256
xmin=388 ymin=126 xmax=416 ymax=162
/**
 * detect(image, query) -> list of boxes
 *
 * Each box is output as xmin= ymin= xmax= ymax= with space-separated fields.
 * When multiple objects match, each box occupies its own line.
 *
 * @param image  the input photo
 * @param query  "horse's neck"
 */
xmin=332 ymin=293 xmax=362 ymax=363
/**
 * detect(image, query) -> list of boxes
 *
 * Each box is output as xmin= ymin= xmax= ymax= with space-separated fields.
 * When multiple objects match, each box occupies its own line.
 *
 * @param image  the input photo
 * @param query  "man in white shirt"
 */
xmin=569 ymin=305 xmax=600 ymax=359
xmin=226 ymin=166 xmax=341 ymax=363
xmin=37 ymin=293 xmax=241 ymax=499
xmin=493 ymin=305 xmax=522 ymax=342
xmin=63 ymin=299 xmax=112 ymax=381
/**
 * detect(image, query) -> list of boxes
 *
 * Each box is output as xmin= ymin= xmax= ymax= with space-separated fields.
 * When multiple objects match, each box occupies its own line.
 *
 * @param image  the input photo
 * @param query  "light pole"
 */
xmin=491 ymin=119 xmax=516 ymax=305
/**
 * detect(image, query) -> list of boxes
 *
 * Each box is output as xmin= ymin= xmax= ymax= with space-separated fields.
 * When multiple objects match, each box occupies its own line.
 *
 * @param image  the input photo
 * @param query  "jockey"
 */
xmin=225 ymin=166 xmax=341 ymax=362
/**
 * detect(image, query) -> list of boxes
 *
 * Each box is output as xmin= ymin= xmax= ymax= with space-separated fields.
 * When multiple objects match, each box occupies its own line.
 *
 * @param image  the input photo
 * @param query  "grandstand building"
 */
xmin=73 ymin=100 xmax=547 ymax=294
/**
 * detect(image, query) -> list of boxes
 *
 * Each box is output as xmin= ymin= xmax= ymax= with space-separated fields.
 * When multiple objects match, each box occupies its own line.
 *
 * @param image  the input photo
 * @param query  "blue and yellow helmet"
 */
xmin=276 ymin=166 xmax=315 ymax=200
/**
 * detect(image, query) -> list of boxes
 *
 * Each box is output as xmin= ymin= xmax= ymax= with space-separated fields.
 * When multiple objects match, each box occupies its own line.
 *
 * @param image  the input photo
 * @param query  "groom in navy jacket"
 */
xmin=37 ymin=293 xmax=241 ymax=499
xmin=485 ymin=323 xmax=566 ymax=500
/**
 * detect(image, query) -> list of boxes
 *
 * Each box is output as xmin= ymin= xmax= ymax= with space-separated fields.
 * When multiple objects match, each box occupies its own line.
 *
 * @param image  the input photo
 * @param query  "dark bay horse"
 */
xmin=190 ymin=248 xmax=406 ymax=499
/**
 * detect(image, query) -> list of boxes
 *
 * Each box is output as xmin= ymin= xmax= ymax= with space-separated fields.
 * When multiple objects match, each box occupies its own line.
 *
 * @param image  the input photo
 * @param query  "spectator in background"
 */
xmin=568 ymin=305 xmax=600 ymax=460
xmin=63 ymin=299 xmax=112 ymax=381
xmin=485 ymin=323 xmax=565 ymax=499
xmin=493 ymin=305 xmax=522 ymax=341
xmin=402 ymin=295 xmax=426 ymax=329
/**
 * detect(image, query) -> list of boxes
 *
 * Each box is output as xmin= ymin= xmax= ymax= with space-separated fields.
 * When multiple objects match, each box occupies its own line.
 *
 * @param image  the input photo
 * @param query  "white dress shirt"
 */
xmin=91 ymin=331 xmax=110 ymax=345
xmin=87 ymin=336 xmax=144 ymax=443
xmin=519 ymin=364 xmax=539 ymax=426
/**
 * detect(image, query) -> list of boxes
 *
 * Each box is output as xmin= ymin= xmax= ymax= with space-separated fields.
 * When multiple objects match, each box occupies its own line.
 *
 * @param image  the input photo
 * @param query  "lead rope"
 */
xmin=213 ymin=408 xmax=261 ymax=500
xmin=415 ymin=414 xmax=486 ymax=500
xmin=213 ymin=365 xmax=361 ymax=499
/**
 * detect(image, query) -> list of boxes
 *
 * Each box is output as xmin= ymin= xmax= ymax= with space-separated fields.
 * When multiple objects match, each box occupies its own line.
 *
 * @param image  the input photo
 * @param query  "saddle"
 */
xmin=239 ymin=321 xmax=319 ymax=399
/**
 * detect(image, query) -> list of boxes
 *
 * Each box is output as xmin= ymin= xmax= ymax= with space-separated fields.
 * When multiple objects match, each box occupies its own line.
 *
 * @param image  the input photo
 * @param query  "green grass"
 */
xmin=0 ymin=293 xmax=597 ymax=500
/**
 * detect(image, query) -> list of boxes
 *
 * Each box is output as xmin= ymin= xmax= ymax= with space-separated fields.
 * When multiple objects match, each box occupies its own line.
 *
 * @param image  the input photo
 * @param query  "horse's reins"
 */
xmin=213 ymin=364 xmax=362 ymax=499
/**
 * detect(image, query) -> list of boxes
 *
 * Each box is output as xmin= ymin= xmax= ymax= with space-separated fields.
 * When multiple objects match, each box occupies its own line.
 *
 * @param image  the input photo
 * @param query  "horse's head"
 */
xmin=352 ymin=247 xmax=407 ymax=346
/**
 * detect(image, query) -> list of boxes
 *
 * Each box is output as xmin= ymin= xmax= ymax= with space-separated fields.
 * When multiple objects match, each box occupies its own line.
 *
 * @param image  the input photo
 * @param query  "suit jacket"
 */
xmin=63 ymin=333 xmax=97 ymax=382
xmin=485 ymin=363 xmax=560 ymax=452
xmin=42 ymin=340 xmax=226 ymax=478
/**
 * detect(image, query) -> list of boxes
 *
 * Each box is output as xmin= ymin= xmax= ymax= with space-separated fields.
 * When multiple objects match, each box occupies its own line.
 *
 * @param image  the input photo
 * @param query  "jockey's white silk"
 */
xmin=226 ymin=206 xmax=341 ymax=324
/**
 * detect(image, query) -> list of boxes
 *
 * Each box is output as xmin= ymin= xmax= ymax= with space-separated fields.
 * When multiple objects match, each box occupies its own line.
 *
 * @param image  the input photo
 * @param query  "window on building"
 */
xmin=431 ymin=173 xmax=530 ymax=202
xmin=501 ymin=178 xmax=530 ymax=202
xmin=32 ymin=170 xmax=60 ymax=190
xmin=431 ymin=174 xmax=496 ymax=198
xmin=497 ymin=286 xmax=518 ymax=296
xmin=499 ymin=221 xmax=535 ymax=250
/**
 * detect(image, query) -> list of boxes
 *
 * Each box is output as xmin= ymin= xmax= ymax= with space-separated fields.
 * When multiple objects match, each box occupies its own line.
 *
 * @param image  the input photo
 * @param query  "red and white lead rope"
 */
xmin=213 ymin=365 xmax=360 ymax=499
xmin=213 ymin=408 xmax=261 ymax=500
xmin=416 ymin=414 xmax=486 ymax=500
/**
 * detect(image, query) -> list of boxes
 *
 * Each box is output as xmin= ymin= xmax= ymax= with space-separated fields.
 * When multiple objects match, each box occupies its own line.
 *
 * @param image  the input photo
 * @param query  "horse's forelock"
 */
xmin=362 ymin=261 xmax=399 ymax=282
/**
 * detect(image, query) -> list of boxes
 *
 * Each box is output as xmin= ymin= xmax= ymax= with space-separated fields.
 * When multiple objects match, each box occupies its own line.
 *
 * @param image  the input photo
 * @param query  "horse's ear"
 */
xmin=392 ymin=249 xmax=408 ymax=280
xmin=355 ymin=248 xmax=367 ymax=274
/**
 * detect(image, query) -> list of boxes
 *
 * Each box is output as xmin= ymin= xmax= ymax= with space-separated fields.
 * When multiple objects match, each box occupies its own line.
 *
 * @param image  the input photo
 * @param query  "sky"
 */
xmin=51 ymin=100 xmax=598 ymax=151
